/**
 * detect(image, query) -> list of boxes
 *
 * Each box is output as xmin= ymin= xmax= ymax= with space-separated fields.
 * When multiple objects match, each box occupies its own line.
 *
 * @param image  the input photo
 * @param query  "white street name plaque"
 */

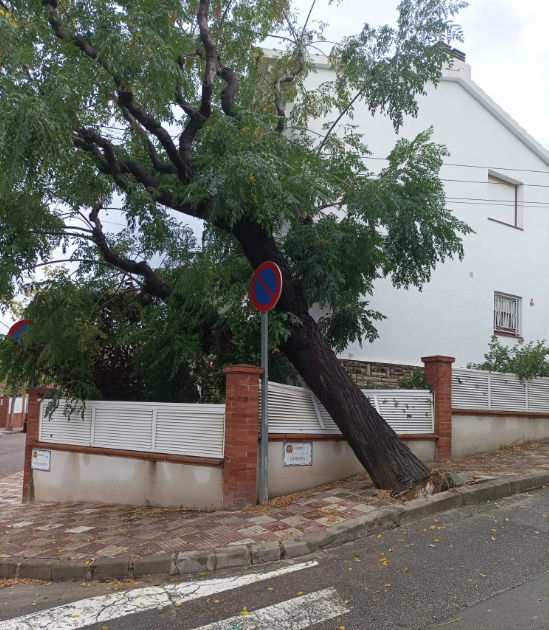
xmin=31 ymin=449 xmax=51 ymax=472
xmin=283 ymin=442 xmax=313 ymax=467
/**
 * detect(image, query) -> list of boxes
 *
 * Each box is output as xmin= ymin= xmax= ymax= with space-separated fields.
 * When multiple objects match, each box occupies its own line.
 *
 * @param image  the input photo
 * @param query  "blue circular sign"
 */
xmin=250 ymin=262 xmax=283 ymax=312
xmin=7 ymin=319 xmax=28 ymax=342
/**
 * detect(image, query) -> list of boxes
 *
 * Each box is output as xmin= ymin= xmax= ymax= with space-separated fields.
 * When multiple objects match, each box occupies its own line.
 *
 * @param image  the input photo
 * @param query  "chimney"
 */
xmin=452 ymin=48 xmax=466 ymax=62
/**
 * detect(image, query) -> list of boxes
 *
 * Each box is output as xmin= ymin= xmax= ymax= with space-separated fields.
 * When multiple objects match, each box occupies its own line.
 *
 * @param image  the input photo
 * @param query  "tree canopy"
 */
xmin=0 ymin=0 xmax=471 ymax=408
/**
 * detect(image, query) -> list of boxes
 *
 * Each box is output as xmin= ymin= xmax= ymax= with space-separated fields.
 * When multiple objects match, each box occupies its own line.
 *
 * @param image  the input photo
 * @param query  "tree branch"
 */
xmin=317 ymin=91 xmax=362 ymax=153
xmin=216 ymin=63 xmax=242 ymax=119
xmin=119 ymin=106 xmax=178 ymax=176
xmin=36 ymin=231 xmax=95 ymax=241
xmin=302 ymin=0 xmax=317 ymax=34
xmin=89 ymin=207 xmax=173 ymax=300
xmin=90 ymin=287 xmax=141 ymax=317
xmin=73 ymin=128 xmax=214 ymax=225
xmin=42 ymin=1 xmax=123 ymax=88
xmin=29 ymin=259 xmax=146 ymax=290
xmin=42 ymin=1 xmax=192 ymax=181
xmin=273 ymin=49 xmax=304 ymax=132
xmin=179 ymin=0 xmax=217 ymax=165
xmin=116 ymin=92 xmax=192 ymax=180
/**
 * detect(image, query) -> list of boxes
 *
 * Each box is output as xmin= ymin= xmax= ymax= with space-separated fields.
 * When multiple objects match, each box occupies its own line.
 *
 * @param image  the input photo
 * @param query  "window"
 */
xmin=487 ymin=171 xmax=523 ymax=230
xmin=494 ymin=292 xmax=521 ymax=336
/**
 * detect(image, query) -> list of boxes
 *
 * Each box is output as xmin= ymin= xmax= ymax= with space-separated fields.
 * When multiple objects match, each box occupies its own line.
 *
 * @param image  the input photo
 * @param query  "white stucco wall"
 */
xmin=31 ymin=450 xmax=223 ymax=509
xmin=267 ymin=439 xmax=435 ymax=497
xmin=402 ymin=440 xmax=436 ymax=465
xmin=294 ymin=54 xmax=549 ymax=367
xmin=452 ymin=414 xmax=549 ymax=458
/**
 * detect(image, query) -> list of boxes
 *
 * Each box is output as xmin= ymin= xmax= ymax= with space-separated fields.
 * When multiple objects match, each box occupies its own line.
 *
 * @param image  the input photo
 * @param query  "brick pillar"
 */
xmin=422 ymin=356 xmax=455 ymax=462
xmin=22 ymin=387 xmax=48 ymax=502
xmin=0 ymin=396 xmax=9 ymax=428
xmin=222 ymin=364 xmax=263 ymax=510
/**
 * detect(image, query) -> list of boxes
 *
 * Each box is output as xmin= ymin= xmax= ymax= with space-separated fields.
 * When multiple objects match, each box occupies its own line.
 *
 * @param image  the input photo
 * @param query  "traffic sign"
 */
xmin=250 ymin=262 xmax=283 ymax=313
xmin=7 ymin=319 xmax=28 ymax=342
xmin=250 ymin=262 xmax=283 ymax=505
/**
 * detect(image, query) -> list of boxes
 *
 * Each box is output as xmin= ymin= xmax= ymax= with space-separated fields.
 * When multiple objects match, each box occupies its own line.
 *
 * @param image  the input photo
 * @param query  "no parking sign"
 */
xmin=250 ymin=262 xmax=283 ymax=313
xmin=7 ymin=319 xmax=28 ymax=343
xmin=249 ymin=261 xmax=283 ymax=506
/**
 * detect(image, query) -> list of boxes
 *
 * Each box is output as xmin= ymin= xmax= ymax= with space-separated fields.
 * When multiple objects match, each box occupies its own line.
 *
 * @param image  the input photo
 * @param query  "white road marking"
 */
xmin=0 ymin=561 xmax=318 ymax=630
xmin=191 ymin=588 xmax=349 ymax=630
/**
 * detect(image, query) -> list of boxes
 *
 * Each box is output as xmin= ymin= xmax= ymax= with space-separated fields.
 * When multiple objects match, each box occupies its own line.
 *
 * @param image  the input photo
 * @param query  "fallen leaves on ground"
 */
xmin=427 ymin=618 xmax=462 ymax=627
xmin=0 ymin=578 xmax=42 ymax=589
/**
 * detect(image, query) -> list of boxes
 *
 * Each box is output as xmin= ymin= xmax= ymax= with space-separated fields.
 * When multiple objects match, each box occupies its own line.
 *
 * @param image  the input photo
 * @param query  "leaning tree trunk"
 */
xmin=282 ymin=311 xmax=431 ymax=493
xmin=7 ymin=392 xmax=16 ymax=432
xmin=233 ymin=221 xmax=432 ymax=495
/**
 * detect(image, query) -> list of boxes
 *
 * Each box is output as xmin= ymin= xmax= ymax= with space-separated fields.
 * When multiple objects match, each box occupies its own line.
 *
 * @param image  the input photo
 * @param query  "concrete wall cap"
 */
xmin=223 ymin=364 xmax=264 ymax=375
xmin=421 ymin=355 xmax=456 ymax=364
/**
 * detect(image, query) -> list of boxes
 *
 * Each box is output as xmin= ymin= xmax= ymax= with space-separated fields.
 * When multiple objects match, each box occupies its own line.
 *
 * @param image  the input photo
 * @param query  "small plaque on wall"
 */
xmin=283 ymin=442 xmax=313 ymax=467
xmin=31 ymin=449 xmax=51 ymax=472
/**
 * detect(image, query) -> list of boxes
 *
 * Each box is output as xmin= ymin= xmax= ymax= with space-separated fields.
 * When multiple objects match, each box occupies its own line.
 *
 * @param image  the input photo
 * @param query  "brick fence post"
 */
xmin=0 ymin=396 xmax=9 ymax=428
xmin=421 ymin=355 xmax=455 ymax=462
xmin=22 ymin=387 xmax=48 ymax=502
xmin=222 ymin=364 xmax=263 ymax=510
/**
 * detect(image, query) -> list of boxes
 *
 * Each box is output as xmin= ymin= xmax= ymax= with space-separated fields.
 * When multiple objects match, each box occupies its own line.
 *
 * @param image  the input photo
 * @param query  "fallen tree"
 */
xmin=0 ymin=0 xmax=471 ymax=494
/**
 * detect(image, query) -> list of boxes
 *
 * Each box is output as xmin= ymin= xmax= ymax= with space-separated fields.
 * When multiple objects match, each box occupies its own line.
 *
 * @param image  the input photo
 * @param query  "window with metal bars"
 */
xmin=494 ymin=292 xmax=521 ymax=336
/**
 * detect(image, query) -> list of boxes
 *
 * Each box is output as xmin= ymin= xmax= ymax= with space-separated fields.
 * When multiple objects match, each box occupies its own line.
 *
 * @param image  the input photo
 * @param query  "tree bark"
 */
xmin=282 ymin=312 xmax=431 ymax=493
xmin=7 ymin=392 xmax=16 ymax=432
xmin=233 ymin=221 xmax=431 ymax=494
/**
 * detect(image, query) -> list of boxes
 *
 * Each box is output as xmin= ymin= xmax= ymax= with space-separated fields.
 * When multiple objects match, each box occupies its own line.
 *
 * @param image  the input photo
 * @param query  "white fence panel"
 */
xmin=452 ymin=370 xmax=490 ymax=410
xmin=453 ymin=367 xmax=549 ymax=413
xmin=490 ymin=373 xmax=526 ymax=411
xmin=155 ymin=404 xmax=226 ymax=458
xmin=92 ymin=403 xmax=154 ymax=451
xmin=525 ymin=379 xmax=549 ymax=411
xmin=264 ymin=382 xmax=433 ymax=435
xmin=264 ymin=382 xmax=340 ymax=434
xmin=39 ymin=400 xmax=225 ymax=459
xmin=364 ymin=390 xmax=434 ymax=434
xmin=39 ymin=404 xmax=92 ymax=446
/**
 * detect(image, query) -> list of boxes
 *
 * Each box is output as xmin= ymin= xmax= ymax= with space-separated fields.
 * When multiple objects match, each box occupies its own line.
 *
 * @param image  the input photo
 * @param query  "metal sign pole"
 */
xmin=250 ymin=261 xmax=282 ymax=506
xmin=259 ymin=310 xmax=269 ymax=505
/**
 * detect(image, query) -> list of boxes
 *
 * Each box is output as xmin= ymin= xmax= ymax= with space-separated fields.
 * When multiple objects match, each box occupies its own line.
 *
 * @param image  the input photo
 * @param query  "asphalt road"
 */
xmin=1 ymin=487 xmax=548 ymax=629
xmin=0 ymin=431 xmax=25 ymax=479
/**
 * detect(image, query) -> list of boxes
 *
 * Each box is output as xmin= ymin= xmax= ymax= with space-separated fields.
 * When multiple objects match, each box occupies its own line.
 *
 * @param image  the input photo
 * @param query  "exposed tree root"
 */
xmin=392 ymin=471 xmax=449 ymax=501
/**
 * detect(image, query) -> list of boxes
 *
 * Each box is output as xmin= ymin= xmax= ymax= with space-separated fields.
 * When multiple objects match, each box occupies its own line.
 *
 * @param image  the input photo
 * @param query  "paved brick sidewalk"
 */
xmin=1 ymin=441 xmax=548 ymax=562
xmin=0 ymin=472 xmax=23 ymax=506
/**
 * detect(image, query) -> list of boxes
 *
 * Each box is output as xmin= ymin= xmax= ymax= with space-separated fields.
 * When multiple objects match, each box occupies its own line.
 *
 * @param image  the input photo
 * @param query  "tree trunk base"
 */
xmin=392 ymin=471 xmax=449 ymax=501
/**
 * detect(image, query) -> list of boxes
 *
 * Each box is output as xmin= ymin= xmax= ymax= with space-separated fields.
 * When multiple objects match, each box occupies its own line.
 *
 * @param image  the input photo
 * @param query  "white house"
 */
xmin=268 ymin=48 xmax=549 ymax=369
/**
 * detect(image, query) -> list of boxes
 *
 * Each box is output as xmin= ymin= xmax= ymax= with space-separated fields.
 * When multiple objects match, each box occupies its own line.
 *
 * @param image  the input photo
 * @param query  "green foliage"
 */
xmin=399 ymin=369 xmax=430 ymax=390
xmin=0 ymin=0 xmax=471 ymax=403
xmin=468 ymin=336 xmax=549 ymax=382
xmin=361 ymin=381 xmax=394 ymax=390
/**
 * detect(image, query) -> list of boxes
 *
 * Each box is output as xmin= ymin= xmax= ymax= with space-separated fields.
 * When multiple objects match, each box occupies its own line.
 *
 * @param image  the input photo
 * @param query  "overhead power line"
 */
xmin=446 ymin=200 xmax=549 ymax=209
xmin=440 ymin=179 xmax=549 ymax=188
xmin=355 ymin=155 xmax=549 ymax=175
xmin=446 ymin=196 xmax=549 ymax=205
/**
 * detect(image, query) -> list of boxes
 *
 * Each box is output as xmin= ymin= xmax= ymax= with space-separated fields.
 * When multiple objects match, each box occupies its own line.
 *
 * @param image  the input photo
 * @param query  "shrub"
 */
xmin=399 ymin=369 xmax=430 ymax=390
xmin=468 ymin=336 xmax=549 ymax=381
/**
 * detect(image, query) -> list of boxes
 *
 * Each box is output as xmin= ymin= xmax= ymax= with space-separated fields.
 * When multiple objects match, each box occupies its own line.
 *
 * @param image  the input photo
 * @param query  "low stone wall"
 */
xmin=339 ymin=359 xmax=421 ymax=389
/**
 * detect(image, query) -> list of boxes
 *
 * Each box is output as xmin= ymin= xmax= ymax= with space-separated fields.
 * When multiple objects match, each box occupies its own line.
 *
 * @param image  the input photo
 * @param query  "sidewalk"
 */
xmin=1 ymin=441 xmax=548 ymax=567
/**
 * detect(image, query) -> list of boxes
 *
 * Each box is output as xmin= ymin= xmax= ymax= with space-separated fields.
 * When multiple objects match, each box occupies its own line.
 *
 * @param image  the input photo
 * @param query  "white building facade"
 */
xmin=289 ymin=50 xmax=549 ymax=368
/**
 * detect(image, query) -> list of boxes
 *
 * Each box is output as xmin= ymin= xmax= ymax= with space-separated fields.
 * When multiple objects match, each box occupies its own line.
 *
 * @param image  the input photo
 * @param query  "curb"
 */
xmin=3 ymin=470 xmax=549 ymax=582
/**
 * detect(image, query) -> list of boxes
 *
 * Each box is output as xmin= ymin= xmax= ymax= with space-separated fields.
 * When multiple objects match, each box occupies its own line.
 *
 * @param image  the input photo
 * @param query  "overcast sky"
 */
xmin=289 ymin=0 xmax=549 ymax=149
xmin=2 ymin=0 xmax=548 ymax=332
